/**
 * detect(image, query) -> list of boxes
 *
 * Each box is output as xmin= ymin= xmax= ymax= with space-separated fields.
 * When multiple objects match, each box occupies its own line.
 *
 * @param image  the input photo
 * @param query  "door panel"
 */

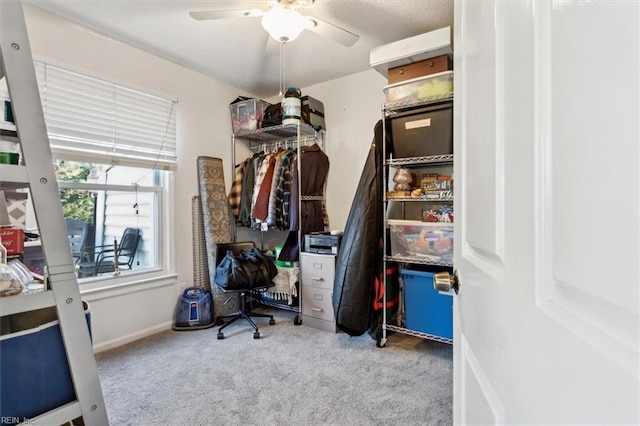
xmin=535 ymin=0 xmax=639 ymax=376
xmin=455 ymin=0 xmax=640 ymax=424
xmin=462 ymin=0 xmax=505 ymax=267
xmin=461 ymin=336 xmax=504 ymax=425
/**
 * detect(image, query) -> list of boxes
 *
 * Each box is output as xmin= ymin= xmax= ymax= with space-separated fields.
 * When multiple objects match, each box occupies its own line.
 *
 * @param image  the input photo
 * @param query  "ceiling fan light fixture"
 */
xmin=261 ymin=5 xmax=307 ymax=43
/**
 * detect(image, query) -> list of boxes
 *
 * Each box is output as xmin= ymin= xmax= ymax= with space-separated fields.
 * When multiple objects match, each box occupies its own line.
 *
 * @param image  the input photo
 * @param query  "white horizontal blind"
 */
xmin=34 ymin=61 xmax=177 ymax=170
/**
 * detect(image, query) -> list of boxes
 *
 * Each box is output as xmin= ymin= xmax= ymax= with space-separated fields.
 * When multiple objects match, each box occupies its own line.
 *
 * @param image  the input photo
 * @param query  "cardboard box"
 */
xmin=370 ymin=27 xmax=452 ymax=78
xmin=421 ymin=174 xmax=453 ymax=191
xmin=388 ymin=55 xmax=451 ymax=84
xmin=0 ymin=227 xmax=24 ymax=256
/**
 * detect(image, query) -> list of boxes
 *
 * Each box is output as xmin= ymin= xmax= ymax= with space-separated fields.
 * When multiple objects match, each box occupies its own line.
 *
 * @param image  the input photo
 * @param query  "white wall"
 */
xmin=22 ymin=4 xmax=388 ymax=351
xmin=23 ymin=4 xmax=246 ymax=351
xmin=301 ymin=70 xmax=387 ymax=230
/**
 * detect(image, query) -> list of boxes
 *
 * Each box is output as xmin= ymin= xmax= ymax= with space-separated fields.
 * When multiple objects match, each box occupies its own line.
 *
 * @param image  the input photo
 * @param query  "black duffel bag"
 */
xmin=261 ymin=103 xmax=282 ymax=128
xmin=214 ymin=247 xmax=277 ymax=291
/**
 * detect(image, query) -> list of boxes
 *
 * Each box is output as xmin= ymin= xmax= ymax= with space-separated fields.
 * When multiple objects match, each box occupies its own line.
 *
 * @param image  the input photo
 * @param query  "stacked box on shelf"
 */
xmin=388 ymin=100 xmax=453 ymax=158
xmin=387 ymin=55 xmax=451 ymax=84
xmin=388 ymin=219 xmax=453 ymax=263
xmin=229 ymin=98 xmax=270 ymax=134
xmin=384 ymin=70 xmax=453 ymax=104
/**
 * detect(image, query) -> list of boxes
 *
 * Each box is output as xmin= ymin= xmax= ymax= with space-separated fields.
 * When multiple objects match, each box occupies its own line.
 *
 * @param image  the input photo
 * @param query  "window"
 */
xmin=33 ymin=61 xmax=177 ymax=281
xmin=55 ymin=161 xmax=162 ymax=277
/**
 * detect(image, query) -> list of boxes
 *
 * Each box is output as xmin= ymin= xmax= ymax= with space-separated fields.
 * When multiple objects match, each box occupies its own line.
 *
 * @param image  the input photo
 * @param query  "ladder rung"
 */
xmin=0 ymin=127 xmax=18 ymax=139
xmin=0 ymin=289 xmax=56 ymax=316
xmin=0 ymin=123 xmax=17 ymax=133
xmin=0 ymin=163 xmax=29 ymax=190
xmin=26 ymin=400 xmax=81 ymax=425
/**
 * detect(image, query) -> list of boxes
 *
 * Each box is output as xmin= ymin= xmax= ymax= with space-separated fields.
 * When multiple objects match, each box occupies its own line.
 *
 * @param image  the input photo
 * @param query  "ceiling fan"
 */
xmin=189 ymin=0 xmax=359 ymax=47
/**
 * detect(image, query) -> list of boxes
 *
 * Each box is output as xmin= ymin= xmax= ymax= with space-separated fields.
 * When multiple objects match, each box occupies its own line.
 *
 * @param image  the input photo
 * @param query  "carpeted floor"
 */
xmin=95 ymin=309 xmax=453 ymax=425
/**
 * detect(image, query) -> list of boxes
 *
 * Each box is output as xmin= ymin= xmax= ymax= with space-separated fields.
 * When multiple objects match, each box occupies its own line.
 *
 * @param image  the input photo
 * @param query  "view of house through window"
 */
xmin=55 ymin=160 xmax=163 ymax=279
xmin=25 ymin=60 xmax=178 ymax=282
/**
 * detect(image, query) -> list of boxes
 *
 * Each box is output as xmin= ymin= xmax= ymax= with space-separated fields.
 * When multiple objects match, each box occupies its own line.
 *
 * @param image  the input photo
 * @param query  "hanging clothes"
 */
xmin=250 ymin=154 xmax=271 ymax=220
xmin=299 ymin=143 xmax=330 ymax=234
xmin=253 ymin=154 xmax=277 ymax=221
xmin=238 ymin=154 xmax=258 ymax=226
xmin=279 ymin=143 xmax=329 ymax=261
xmin=228 ymin=159 xmax=247 ymax=218
xmin=266 ymin=149 xmax=289 ymax=226
xmin=274 ymin=150 xmax=297 ymax=230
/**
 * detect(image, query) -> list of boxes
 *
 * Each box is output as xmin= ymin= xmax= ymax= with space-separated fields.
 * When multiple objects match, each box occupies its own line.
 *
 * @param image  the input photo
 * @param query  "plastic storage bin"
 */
xmin=384 ymin=70 xmax=453 ymax=104
xmin=401 ymin=268 xmax=453 ymax=339
xmin=388 ymin=101 xmax=453 ymax=158
xmin=230 ymin=98 xmax=270 ymax=134
xmin=388 ymin=219 xmax=453 ymax=262
xmin=0 ymin=301 xmax=91 ymax=420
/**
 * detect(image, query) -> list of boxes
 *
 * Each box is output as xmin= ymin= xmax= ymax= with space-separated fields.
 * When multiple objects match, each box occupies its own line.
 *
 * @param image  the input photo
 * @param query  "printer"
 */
xmin=304 ymin=232 xmax=342 ymax=255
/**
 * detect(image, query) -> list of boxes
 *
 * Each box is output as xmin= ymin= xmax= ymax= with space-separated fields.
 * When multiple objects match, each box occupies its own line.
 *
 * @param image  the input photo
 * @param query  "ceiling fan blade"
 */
xmin=264 ymin=35 xmax=281 ymax=57
xmin=189 ymin=9 xmax=265 ymax=21
xmin=304 ymin=16 xmax=359 ymax=47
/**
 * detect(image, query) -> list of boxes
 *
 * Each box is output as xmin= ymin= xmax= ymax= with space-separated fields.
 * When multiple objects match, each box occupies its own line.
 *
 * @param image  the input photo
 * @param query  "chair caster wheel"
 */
xmin=269 ymin=318 xmax=275 ymax=325
xmin=253 ymin=331 xmax=260 ymax=339
xmin=217 ymin=332 xmax=224 ymax=340
xmin=294 ymin=316 xmax=302 ymax=326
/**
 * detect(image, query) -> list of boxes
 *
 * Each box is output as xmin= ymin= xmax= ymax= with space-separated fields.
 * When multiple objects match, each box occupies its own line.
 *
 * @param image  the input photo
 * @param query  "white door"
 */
xmin=453 ymin=0 xmax=639 ymax=424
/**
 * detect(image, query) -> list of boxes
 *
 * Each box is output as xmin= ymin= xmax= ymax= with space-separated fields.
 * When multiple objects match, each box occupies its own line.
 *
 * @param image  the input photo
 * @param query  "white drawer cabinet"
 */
xmin=301 ymin=253 xmax=335 ymax=290
xmin=301 ymin=287 xmax=334 ymax=322
xmin=300 ymin=252 xmax=337 ymax=333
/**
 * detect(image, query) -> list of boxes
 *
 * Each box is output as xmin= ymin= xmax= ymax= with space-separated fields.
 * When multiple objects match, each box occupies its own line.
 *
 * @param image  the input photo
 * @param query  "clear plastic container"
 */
xmin=388 ymin=219 xmax=453 ymax=262
xmin=0 ymin=264 xmax=23 ymax=296
xmin=384 ymin=70 xmax=454 ymax=104
xmin=8 ymin=259 xmax=33 ymax=286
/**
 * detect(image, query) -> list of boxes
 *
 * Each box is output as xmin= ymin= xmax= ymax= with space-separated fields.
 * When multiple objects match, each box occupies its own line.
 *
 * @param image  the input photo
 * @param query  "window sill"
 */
xmin=78 ymin=269 xmax=178 ymax=301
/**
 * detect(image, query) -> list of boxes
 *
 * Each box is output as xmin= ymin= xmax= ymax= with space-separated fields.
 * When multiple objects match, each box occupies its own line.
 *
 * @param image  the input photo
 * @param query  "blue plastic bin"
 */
xmin=0 ymin=301 xmax=91 ymax=421
xmin=401 ymin=269 xmax=453 ymax=339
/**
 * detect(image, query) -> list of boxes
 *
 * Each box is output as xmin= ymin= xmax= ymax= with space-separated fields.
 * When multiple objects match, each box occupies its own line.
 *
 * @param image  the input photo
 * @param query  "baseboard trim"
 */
xmin=93 ymin=320 xmax=173 ymax=353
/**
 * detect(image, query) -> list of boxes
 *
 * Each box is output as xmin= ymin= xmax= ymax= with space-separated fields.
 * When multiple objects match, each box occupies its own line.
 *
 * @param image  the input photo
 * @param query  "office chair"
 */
xmin=214 ymin=241 xmax=276 ymax=339
xmin=77 ymin=227 xmax=141 ymax=277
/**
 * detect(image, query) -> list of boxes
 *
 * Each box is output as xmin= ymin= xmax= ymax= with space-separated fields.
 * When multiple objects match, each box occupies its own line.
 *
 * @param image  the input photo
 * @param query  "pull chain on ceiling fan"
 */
xmin=279 ymin=41 xmax=286 ymax=97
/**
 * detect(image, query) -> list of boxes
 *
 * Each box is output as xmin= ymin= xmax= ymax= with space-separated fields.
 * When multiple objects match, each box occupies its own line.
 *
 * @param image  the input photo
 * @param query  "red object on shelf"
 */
xmin=0 ymin=226 xmax=24 ymax=255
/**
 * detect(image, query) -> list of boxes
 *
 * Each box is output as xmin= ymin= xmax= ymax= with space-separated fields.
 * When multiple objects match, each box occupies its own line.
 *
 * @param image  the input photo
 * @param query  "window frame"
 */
xmin=27 ymin=59 xmax=178 ymax=289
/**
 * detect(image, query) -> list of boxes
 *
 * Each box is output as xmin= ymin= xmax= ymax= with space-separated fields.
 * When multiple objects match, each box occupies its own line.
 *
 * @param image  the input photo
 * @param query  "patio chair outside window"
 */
xmin=77 ymin=227 xmax=141 ymax=278
xmin=66 ymin=219 xmax=89 ymax=263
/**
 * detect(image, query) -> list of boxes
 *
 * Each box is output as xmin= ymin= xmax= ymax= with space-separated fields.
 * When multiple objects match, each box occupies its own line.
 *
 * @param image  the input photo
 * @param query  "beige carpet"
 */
xmin=96 ymin=309 xmax=453 ymax=425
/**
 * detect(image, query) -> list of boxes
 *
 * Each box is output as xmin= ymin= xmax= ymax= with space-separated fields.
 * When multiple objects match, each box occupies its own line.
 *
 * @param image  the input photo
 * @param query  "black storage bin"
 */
xmin=389 ymin=102 xmax=453 ymax=158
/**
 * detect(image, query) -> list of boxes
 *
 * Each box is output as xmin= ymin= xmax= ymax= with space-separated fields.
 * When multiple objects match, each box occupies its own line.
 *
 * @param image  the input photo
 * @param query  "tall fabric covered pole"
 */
xmin=192 ymin=195 xmax=210 ymax=292
xmin=197 ymin=157 xmax=240 ymax=318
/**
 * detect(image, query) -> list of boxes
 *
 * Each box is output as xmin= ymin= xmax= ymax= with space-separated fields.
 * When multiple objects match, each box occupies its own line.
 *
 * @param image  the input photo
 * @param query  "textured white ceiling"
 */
xmin=24 ymin=0 xmax=454 ymax=98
